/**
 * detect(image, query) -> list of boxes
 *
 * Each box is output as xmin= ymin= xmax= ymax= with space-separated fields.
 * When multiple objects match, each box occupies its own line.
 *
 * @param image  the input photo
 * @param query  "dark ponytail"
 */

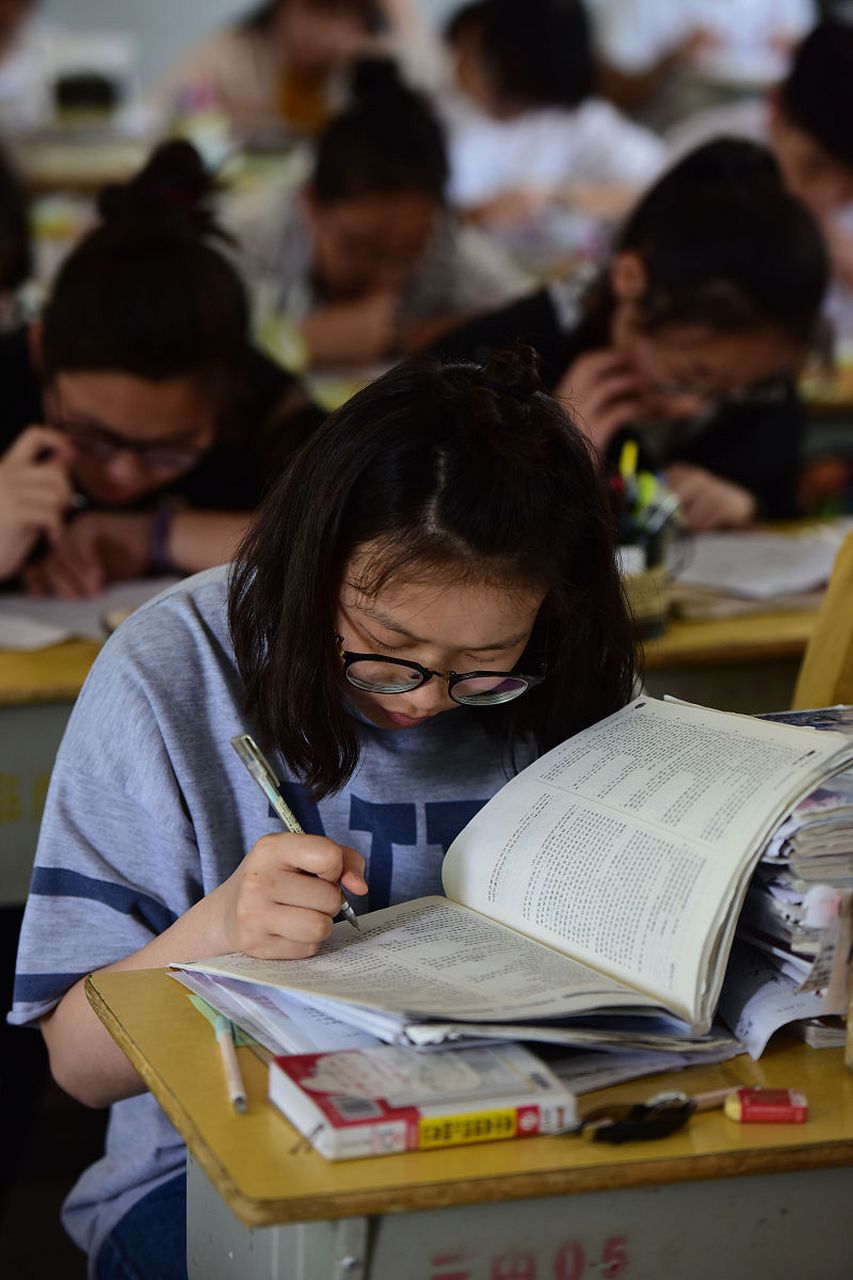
xmin=0 ymin=144 xmax=31 ymax=292
xmin=312 ymin=57 xmax=448 ymax=205
xmin=41 ymin=141 xmax=249 ymax=400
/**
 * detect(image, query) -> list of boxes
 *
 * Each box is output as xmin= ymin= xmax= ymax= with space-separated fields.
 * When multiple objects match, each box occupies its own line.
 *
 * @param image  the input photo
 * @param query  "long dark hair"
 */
xmin=229 ymin=347 xmax=637 ymax=799
xmin=312 ymin=58 xmax=448 ymax=205
xmin=609 ymin=139 xmax=828 ymax=345
xmin=41 ymin=140 xmax=250 ymax=407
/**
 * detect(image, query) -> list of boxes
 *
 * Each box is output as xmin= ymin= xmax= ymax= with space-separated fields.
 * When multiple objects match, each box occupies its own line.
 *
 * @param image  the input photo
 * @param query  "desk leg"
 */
xmin=188 ymin=1156 xmax=853 ymax=1280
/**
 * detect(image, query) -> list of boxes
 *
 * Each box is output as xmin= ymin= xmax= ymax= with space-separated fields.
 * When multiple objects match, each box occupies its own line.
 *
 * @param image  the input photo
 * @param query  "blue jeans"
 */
xmin=96 ymin=1173 xmax=187 ymax=1280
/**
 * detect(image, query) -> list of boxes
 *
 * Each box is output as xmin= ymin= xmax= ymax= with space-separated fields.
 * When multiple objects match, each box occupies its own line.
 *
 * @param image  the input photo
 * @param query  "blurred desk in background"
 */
xmin=0 ymin=639 xmax=99 ymax=904
xmin=643 ymin=608 xmax=817 ymax=714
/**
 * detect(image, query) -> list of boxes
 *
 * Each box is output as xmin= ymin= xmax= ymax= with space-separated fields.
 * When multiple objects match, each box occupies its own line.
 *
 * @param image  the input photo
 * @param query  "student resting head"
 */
xmin=16 ymin=345 xmax=637 ymax=1271
xmin=0 ymin=139 xmax=306 ymax=592
xmin=768 ymin=18 xmax=853 ymax=219
xmin=432 ymin=139 xmax=829 ymax=530
xmin=302 ymin=56 xmax=448 ymax=301
xmin=447 ymin=0 xmax=594 ymax=121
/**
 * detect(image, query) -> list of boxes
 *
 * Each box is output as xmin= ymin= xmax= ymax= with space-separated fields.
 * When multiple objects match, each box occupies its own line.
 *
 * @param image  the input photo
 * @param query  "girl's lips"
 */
xmin=384 ymin=710 xmax=430 ymax=728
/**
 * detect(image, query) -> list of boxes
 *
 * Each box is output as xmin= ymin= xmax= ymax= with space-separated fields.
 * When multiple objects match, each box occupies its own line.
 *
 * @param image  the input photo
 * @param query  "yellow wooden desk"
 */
xmin=87 ymin=969 xmax=853 ymax=1280
xmin=0 ymin=639 xmax=99 ymax=902
xmin=643 ymin=608 xmax=817 ymax=713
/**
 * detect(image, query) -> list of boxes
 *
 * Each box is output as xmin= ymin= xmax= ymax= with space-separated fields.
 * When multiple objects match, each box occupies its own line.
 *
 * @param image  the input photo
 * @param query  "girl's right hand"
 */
xmin=554 ymin=350 xmax=645 ymax=454
xmin=0 ymin=426 xmax=75 ymax=581
xmin=211 ymin=833 xmax=368 ymax=960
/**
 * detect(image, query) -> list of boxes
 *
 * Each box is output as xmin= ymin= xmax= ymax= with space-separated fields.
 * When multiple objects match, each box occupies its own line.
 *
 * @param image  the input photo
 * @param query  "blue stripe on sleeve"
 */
xmin=13 ymin=971 xmax=89 ymax=1003
xmin=30 ymin=867 xmax=178 ymax=934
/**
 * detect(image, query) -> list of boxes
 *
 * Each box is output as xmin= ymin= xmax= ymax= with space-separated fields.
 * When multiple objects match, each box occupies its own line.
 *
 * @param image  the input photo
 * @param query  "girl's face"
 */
xmin=336 ymin=555 xmax=545 ymax=730
xmin=608 ymin=253 xmax=807 ymax=422
xmin=43 ymin=371 xmax=218 ymax=505
xmin=306 ymin=190 xmax=438 ymax=299
xmin=275 ymin=0 xmax=369 ymax=78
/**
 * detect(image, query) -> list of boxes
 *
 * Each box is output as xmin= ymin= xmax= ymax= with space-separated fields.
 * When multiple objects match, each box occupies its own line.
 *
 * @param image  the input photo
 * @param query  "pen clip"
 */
xmin=231 ymin=734 xmax=292 ymax=824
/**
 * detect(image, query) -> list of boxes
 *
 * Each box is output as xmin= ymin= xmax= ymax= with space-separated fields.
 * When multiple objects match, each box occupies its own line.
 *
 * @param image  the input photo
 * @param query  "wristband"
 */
xmin=148 ymin=505 xmax=175 ymax=574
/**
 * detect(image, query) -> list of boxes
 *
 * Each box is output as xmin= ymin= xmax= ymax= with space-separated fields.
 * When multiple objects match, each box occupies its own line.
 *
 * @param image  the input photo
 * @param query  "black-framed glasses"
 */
xmin=52 ymin=419 xmax=208 ymax=471
xmin=336 ymin=636 xmax=546 ymax=707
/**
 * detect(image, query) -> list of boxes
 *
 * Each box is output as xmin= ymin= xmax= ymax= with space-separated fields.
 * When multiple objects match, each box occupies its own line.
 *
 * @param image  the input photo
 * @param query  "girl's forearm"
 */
xmin=40 ymin=883 xmax=232 ymax=1109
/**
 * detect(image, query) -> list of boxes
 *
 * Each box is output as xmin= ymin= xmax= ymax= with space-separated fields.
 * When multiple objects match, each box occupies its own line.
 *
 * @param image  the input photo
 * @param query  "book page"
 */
xmin=179 ymin=897 xmax=661 ymax=1025
xmin=442 ymin=698 xmax=853 ymax=1025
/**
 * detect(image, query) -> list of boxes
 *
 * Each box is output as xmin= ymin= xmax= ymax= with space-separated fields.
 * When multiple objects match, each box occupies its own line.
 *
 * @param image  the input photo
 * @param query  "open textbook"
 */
xmin=174 ymin=697 xmax=853 ymax=1053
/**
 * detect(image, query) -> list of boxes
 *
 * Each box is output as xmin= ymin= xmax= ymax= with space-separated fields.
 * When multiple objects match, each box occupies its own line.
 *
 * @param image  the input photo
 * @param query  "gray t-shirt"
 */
xmin=11 ymin=567 xmax=532 ymax=1269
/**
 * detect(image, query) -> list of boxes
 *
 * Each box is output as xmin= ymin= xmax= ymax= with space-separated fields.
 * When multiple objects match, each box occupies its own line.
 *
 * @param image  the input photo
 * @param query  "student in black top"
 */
xmin=432 ymin=140 xmax=830 ymax=531
xmin=0 ymin=139 xmax=320 ymax=593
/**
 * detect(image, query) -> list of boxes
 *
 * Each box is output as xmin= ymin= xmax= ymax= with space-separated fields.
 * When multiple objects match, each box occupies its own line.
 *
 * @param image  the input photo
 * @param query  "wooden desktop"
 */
xmin=87 ymin=968 xmax=853 ymax=1280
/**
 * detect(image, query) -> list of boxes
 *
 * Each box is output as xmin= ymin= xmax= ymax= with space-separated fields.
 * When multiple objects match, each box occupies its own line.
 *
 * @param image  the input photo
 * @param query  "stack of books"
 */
xmin=718 ymin=706 xmax=853 ymax=1056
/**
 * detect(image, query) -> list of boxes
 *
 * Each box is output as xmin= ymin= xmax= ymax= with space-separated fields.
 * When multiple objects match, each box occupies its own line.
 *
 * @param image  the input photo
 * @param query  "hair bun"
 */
xmin=481 ymin=344 xmax=546 ymax=399
xmin=97 ymin=139 xmax=221 ymax=241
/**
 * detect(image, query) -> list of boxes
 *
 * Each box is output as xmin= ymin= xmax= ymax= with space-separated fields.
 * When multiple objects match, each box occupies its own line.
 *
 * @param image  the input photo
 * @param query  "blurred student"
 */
xmin=0 ymin=140 xmax=318 ymax=594
xmin=432 ymin=140 xmax=829 ymax=531
xmin=589 ymin=0 xmax=816 ymax=130
xmin=443 ymin=0 xmax=665 ymax=238
xmin=0 ymin=142 xmax=30 ymax=328
xmin=667 ymin=21 xmax=853 ymax=314
xmin=154 ymin=0 xmax=443 ymax=138
xmin=236 ymin=57 xmax=526 ymax=370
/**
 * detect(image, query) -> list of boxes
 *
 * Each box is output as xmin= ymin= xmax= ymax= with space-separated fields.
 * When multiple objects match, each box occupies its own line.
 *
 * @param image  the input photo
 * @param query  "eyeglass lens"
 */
xmin=344 ymin=660 xmax=529 ymax=705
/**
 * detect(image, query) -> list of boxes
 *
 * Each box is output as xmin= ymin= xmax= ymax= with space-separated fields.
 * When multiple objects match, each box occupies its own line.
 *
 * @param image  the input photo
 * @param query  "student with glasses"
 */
xmin=432 ymin=139 xmax=830 ymax=531
xmin=0 ymin=138 xmax=320 ymax=592
xmin=12 ymin=347 xmax=636 ymax=1278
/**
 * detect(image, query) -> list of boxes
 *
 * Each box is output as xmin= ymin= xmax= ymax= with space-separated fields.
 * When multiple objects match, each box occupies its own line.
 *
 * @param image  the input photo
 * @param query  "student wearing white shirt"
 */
xmin=589 ymin=0 xmax=816 ymax=128
xmin=442 ymin=0 xmax=666 ymax=250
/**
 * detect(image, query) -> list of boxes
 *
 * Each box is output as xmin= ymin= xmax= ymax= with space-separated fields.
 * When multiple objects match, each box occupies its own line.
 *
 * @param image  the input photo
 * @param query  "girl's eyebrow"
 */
xmin=359 ymin=604 xmax=530 ymax=651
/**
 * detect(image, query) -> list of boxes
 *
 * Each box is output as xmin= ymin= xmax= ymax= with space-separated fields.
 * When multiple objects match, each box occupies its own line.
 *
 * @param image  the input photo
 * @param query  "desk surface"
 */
xmin=0 ymin=638 xmax=101 ymax=705
xmin=88 ymin=968 xmax=853 ymax=1230
xmin=0 ymin=604 xmax=818 ymax=707
xmin=644 ymin=608 xmax=816 ymax=670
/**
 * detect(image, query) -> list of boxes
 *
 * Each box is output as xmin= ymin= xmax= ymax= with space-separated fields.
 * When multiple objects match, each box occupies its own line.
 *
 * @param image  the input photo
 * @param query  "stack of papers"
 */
xmin=669 ymin=521 xmax=853 ymax=605
xmin=720 ymin=706 xmax=853 ymax=1056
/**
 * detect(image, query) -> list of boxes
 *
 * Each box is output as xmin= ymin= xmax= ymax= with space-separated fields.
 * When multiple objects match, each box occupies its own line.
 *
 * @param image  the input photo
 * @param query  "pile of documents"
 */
xmin=719 ymin=707 xmax=852 ymax=1056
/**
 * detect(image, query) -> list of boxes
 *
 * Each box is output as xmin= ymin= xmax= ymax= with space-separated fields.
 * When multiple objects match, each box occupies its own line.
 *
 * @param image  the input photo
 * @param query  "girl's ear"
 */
xmin=609 ymin=251 xmax=647 ymax=303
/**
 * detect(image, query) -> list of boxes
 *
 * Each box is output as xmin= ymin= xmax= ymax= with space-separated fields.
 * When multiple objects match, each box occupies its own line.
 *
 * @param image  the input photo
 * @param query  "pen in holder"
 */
xmin=613 ymin=443 xmax=680 ymax=639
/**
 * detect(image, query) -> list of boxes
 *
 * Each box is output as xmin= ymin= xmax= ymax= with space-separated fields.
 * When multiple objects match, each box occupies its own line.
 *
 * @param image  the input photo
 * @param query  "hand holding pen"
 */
xmin=227 ymin=735 xmax=365 ymax=956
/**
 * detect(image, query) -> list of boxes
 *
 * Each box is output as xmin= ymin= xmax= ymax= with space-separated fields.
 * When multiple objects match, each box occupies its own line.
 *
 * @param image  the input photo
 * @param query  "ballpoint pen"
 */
xmin=230 ymin=733 xmax=361 ymax=930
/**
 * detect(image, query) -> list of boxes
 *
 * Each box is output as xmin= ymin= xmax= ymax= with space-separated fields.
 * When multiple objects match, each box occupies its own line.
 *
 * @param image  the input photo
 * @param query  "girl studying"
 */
xmin=433 ymin=140 xmax=829 ymax=530
xmin=12 ymin=348 xmax=636 ymax=1277
xmin=0 ymin=139 xmax=313 ymax=595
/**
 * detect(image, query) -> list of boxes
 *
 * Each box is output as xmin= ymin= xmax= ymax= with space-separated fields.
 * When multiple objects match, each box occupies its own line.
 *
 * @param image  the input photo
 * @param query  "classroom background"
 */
xmin=2 ymin=1 xmax=853 ymax=1276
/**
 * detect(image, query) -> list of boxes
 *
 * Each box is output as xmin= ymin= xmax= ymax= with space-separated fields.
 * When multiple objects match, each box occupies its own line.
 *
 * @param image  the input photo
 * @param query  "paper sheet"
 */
xmin=670 ymin=522 xmax=853 ymax=599
xmin=0 ymin=577 xmax=179 ymax=649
